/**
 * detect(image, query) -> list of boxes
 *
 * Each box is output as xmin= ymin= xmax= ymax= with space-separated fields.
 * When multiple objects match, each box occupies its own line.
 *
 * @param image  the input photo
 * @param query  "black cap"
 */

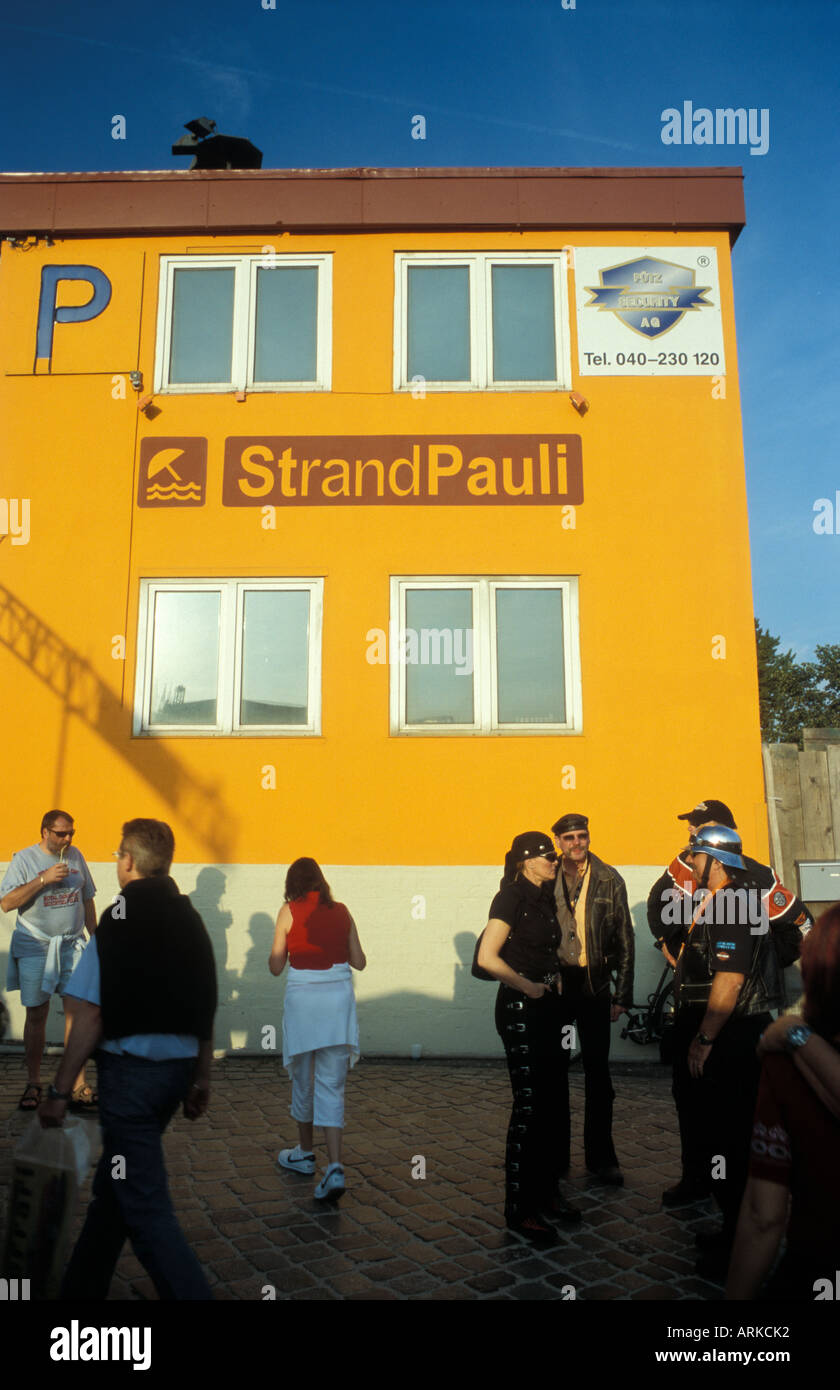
xmin=502 ymin=831 xmax=557 ymax=882
xmin=551 ymin=813 xmax=589 ymax=836
xmin=677 ymin=799 xmax=736 ymax=830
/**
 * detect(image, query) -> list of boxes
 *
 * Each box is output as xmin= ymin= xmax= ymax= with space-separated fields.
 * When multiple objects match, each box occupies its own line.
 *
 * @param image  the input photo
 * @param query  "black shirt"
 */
xmin=674 ymin=886 xmax=757 ymax=1011
xmin=488 ymin=875 xmax=560 ymax=982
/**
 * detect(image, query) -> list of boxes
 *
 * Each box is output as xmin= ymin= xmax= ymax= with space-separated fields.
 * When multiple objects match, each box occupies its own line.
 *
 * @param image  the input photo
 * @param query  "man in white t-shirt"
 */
xmin=1 ymin=808 xmax=97 ymax=1111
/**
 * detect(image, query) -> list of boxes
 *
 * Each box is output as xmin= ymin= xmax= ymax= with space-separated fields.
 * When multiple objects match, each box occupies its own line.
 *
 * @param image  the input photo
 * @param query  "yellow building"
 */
xmin=0 ymin=166 xmax=765 ymax=1054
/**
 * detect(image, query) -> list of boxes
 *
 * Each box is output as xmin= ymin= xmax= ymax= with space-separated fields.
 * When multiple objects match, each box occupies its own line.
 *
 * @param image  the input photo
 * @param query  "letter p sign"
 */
xmin=36 ymin=265 xmax=112 ymax=367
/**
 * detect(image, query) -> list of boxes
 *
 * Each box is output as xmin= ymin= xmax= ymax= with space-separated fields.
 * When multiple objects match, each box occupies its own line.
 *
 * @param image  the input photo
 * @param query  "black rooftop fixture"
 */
xmin=171 ymin=118 xmax=263 ymax=170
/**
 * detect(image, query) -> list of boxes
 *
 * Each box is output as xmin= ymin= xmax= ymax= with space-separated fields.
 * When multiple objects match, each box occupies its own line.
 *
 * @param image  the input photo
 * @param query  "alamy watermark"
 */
xmin=661 ymin=886 xmax=769 ymax=933
xmin=366 ymin=624 xmax=473 ymax=677
xmin=0 ymin=499 xmax=30 ymax=545
xmin=813 ymin=493 xmax=840 ymax=534
xmin=50 ymin=1321 xmax=151 ymax=1370
xmin=660 ymin=102 xmax=769 ymax=156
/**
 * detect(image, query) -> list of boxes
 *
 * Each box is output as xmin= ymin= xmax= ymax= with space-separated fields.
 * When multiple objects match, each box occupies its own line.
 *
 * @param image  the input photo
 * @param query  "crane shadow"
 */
xmin=0 ymin=581 xmax=235 ymax=860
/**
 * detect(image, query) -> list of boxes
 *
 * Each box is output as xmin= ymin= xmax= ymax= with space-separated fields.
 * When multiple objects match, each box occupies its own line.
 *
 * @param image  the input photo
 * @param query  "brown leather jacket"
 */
xmin=554 ymin=852 xmax=635 ymax=1007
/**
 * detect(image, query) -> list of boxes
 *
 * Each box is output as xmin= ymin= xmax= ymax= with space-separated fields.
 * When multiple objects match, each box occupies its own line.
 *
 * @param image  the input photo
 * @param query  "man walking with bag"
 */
xmin=39 ymin=817 xmax=217 ymax=1300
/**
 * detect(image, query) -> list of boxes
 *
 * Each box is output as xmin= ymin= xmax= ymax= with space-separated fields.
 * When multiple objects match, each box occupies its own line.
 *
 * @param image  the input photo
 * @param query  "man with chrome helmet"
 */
xmin=648 ymin=799 xmax=810 ymax=1217
xmin=647 ymin=799 xmax=809 ymax=971
xmin=669 ymin=822 xmax=784 ymax=1281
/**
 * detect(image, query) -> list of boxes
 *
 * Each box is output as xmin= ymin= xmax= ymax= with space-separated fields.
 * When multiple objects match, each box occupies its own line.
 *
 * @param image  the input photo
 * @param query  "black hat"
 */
xmin=502 ymin=831 xmax=557 ymax=882
xmin=551 ymin=813 xmax=589 ymax=836
xmin=677 ymin=799 xmax=736 ymax=830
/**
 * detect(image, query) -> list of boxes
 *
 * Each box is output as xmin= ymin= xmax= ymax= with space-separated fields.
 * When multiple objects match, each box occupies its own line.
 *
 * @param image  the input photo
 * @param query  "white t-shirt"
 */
xmin=1 ymin=844 xmax=96 ymax=943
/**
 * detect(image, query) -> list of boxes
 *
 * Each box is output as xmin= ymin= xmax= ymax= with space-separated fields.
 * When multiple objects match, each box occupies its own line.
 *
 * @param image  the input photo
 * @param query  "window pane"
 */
xmin=407 ymin=266 xmax=470 ymax=381
xmin=404 ymin=589 xmax=474 ymax=724
xmin=169 ymin=269 xmax=235 ymax=384
xmin=240 ymin=590 xmax=310 ymax=725
xmin=495 ymin=588 xmax=566 ymax=723
xmin=150 ymin=591 xmax=220 ymax=725
xmin=254 ymin=267 xmax=318 ymax=382
xmin=491 ymin=265 xmax=556 ymax=381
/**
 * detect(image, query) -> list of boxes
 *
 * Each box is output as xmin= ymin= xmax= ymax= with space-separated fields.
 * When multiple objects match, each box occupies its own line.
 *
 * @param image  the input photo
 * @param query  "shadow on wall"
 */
xmin=191 ymin=893 xmax=664 ymax=1058
xmin=0 ymin=582 xmax=236 ymax=861
xmin=189 ymin=872 xmax=288 ymax=1052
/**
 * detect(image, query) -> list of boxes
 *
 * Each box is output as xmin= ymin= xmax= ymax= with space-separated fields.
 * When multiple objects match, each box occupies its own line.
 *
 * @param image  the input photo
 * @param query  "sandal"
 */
xmin=18 ymin=1082 xmax=42 ymax=1111
xmin=69 ymin=1084 xmax=98 ymax=1112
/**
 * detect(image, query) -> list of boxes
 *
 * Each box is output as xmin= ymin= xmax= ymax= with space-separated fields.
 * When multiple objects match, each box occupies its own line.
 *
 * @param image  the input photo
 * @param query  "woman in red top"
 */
xmin=269 ymin=858 xmax=366 ymax=1203
xmin=726 ymin=904 xmax=840 ymax=1299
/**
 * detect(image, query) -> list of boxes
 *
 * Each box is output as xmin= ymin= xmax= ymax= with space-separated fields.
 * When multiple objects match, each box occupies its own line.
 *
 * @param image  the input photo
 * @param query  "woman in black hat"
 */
xmin=477 ymin=831 xmax=580 ymax=1245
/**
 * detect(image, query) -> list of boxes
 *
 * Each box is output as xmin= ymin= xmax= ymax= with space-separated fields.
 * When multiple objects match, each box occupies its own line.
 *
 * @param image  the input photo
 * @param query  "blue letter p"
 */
xmin=36 ymin=265 xmax=112 ymax=364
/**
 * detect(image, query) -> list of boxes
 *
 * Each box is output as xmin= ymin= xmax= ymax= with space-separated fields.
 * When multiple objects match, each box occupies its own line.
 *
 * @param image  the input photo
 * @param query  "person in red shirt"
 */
xmin=726 ymin=904 xmax=840 ymax=1300
xmin=268 ymin=858 xmax=366 ymax=1203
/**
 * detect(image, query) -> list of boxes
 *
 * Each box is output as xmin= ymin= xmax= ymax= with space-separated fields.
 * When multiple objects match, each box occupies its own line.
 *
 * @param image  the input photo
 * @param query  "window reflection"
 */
xmin=150 ymin=591 xmax=221 ymax=725
xmin=240 ymin=590 xmax=310 ymax=725
xmin=404 ymin=588 xmax=474 ymax=724
xmin=496 ymin=587 xmax=565 ymax=724
xmin=491 ymin=265 xmax=556 ymax=382
xmin=407 ymin=265 xmax=470 ymax=381
xmin=170 ymin=269 xmax=235 ymax=384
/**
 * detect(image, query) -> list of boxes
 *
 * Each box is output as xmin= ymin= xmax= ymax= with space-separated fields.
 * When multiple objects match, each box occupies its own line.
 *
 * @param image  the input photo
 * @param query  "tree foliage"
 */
xmin=756 ymin=619 xmax=840 ymax=745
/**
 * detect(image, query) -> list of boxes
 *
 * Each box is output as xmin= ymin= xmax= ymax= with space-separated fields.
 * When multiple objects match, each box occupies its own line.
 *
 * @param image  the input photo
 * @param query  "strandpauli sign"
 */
xmin=222 ymin=435 xmax=583 ymax=507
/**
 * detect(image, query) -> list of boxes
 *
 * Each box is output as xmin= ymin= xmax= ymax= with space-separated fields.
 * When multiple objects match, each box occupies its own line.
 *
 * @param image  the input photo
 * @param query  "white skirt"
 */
xmin=282 ymin=962 xmax=360 ymax=1068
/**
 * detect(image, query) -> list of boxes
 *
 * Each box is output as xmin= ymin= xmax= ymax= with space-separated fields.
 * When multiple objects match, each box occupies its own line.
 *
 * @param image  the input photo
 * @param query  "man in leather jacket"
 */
xmin=552 ymin=812 xmax=635 ymax=1186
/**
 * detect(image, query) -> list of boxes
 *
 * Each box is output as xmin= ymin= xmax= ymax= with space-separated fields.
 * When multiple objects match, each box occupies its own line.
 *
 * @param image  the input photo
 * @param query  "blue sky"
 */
xmin=2 ymin=0 xmax=838 ymax=656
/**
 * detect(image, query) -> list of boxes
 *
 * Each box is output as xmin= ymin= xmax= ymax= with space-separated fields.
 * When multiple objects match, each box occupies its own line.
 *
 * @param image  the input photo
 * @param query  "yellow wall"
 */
xmin=0 ymin=228 xmax=767 ymax=869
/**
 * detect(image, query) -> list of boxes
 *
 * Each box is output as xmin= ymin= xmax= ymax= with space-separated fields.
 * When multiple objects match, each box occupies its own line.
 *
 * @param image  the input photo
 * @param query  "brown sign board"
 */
xmin=221 ymin=436 xmax=583 ymax=507
xmin=138 ymin=437 xmax=207 ymax=507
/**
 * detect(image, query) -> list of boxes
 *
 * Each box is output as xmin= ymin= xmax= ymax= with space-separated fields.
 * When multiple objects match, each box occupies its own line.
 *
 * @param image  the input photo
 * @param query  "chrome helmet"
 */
xmin=688 ymin=822 xmax=746 ymax=871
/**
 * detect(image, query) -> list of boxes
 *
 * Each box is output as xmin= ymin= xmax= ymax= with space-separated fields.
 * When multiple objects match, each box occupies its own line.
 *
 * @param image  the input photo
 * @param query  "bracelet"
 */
xmin=696 ymin=1032 xmax=715 ymax=1046
xmin=783 ymin=1024 xmax=813 ymax=1052
xmin=47 ymin=1083 xmax=72 ymax=1101
xmin=40 ymin=874 xmax=45 ymax=886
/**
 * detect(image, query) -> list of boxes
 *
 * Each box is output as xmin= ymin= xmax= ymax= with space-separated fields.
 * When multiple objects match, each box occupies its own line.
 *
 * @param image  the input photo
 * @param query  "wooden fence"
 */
xmin=762 ymin=729 xmax=840 ymax=900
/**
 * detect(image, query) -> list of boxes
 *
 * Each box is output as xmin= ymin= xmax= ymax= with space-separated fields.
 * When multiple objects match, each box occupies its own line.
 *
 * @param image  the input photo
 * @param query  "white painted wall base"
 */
xmin=2 ymin=862 xmax=681 ymax=1061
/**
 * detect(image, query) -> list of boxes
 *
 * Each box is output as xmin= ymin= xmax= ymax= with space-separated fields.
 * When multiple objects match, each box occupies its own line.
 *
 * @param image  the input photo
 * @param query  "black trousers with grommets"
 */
xmin=495 ymin=984 xmax=568 ymax=1220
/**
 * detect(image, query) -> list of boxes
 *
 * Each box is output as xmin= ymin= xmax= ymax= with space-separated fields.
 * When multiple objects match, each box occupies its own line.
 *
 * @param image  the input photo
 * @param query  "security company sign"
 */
xmin=574 ymin=247 xmax=726 ymax=376
xmin=221 ymin=435 xmax=583 ymax=507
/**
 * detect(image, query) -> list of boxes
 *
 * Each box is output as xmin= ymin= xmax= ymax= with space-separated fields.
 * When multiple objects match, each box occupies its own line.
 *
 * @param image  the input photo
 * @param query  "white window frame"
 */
xmin=389 ymin=576 xmax=582 ymax=735
xmin=393 ymin=252 xmax=571 ymax=392
xmin=134 ymin=578 xmax=323 ymax=736
xmin=154 ymin=254 xmax=332 ymax=394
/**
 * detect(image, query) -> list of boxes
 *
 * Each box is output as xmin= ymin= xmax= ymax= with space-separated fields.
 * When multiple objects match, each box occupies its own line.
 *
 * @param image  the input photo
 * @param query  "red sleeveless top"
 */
xmin=287 ymin=891 xmax=352 ymax=969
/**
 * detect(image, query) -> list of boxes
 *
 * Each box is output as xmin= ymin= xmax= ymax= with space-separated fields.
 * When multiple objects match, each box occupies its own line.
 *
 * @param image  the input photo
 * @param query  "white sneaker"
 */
xmin=276 ymin=1146 xmax=316 ymax=1175
xmin=314 ymin=1164 xmax=346 ymax=1202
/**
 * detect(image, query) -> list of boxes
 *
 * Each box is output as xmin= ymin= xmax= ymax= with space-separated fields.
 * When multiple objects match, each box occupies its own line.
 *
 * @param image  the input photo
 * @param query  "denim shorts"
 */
xmin=16 ymin=948 xmax=81 ymax=1007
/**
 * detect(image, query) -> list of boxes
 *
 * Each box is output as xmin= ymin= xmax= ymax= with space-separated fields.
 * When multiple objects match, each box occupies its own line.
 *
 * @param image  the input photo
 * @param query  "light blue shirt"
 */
xmin=66 ymin=937 xmax=199 ymax=1061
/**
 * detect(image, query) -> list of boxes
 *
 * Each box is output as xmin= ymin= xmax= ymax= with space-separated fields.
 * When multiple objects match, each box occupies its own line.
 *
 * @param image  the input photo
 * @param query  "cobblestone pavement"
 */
xmin=1 ymin=1054 xmax=728 ymax=1302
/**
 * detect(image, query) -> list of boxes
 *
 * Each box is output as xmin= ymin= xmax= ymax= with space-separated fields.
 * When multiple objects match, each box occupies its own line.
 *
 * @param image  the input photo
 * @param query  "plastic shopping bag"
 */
xmin=2 ymin=1117 xmax=93 ymax=1299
